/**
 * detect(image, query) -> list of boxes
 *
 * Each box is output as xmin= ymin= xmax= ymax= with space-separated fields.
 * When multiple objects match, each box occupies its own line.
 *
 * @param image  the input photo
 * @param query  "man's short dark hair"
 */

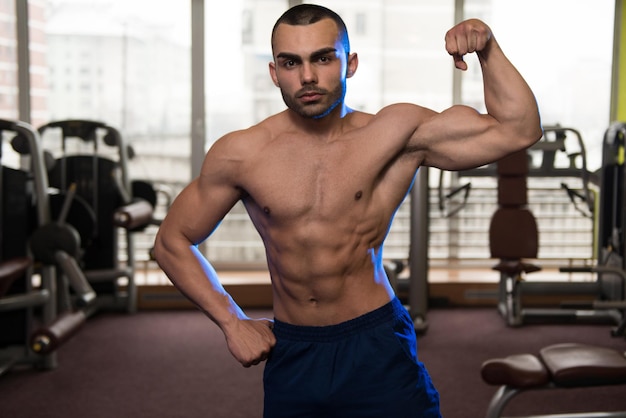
xmin=271 ymin=4 xmax=350 ymax=54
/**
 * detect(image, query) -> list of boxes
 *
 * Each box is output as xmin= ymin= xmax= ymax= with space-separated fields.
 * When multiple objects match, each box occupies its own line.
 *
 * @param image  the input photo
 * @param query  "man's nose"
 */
xmin=301 ymin=63 xmax=317 ymax=84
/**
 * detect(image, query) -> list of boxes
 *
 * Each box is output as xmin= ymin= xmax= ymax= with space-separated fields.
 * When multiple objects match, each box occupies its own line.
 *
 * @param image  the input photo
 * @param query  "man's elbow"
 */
xmin=529 ymin=123 xmax=543 ymax=146
xmin=152 ymin=230 xmax=170 ymax=267
xmin=517 ymin=111 xmax=543 ymax=149
xmin=153 ymin=226 xmax=195 ymax=269
xmin=526 ymin=123 xmax=544 ymax=148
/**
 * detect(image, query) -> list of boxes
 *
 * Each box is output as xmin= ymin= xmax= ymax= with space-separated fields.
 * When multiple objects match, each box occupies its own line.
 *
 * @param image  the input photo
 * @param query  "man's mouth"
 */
xmin=299 ymin=91 xmax=323 ymax=102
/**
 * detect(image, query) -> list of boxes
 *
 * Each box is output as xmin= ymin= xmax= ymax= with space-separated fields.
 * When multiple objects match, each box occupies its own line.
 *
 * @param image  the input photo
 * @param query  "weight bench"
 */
xmin=481 ymin=343 xmax=626 ymax=418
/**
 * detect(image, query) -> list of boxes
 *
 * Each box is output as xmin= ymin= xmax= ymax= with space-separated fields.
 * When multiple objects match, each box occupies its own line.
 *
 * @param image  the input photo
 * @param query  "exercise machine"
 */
xmin=486 ymin=126 xmax=626 ymax=327
xmin=0 ymin=119 xmax=89 ymax=375
xmin=37 ymin=120 xmax=158 ymax=314
xmin=488 ymin=148 xmax=542 ymax=326
xmin=558 ymin=122 xmax=626 ymax=337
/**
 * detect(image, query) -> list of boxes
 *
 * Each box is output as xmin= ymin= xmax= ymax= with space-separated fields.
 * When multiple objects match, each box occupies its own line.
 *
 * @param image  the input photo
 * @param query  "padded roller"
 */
xmin=113 ymin=199 xmax=153 ymax=230
xmin=30 ymin=310 xmax=86 ymax=355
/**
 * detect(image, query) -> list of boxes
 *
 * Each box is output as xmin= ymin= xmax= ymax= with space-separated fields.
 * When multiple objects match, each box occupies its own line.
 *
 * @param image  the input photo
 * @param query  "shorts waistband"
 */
xmin=273 ymin=297 xmax=406 ymax=343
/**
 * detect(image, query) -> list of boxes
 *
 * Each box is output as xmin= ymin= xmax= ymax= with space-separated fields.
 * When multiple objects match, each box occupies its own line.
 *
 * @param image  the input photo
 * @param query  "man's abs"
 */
xmin=268 ymin=266 xmax=396 ymax=327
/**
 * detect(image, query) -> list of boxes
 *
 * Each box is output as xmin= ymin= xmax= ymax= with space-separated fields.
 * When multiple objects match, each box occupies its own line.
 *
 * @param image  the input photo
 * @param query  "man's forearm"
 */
xmin=155 ymin=240 xmax=246 ymax=329
xmin=478 ymin=38 xmax=542 ymax=142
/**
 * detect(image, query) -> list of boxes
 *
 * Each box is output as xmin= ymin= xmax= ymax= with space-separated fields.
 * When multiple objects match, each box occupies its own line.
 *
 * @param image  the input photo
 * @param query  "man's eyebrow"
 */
xmin=311 ymin=47 xmax=338 ymax=59
xmin=276 ymin=47 xmax=338 ymax=61
xmin=276 ymin=52 xmax=301 ymax=61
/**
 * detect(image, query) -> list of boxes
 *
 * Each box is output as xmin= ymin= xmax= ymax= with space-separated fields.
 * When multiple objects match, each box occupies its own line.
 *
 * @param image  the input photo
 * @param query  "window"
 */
xmin=8 ymin=0 xmax=616 ymax=279
xmin=464 ymin=0 xmax=614 ymax=169
xmin=355 ymin=12 xmax=366 ymax=35
xmin=44 ymin=0 xmax=191 ymax=183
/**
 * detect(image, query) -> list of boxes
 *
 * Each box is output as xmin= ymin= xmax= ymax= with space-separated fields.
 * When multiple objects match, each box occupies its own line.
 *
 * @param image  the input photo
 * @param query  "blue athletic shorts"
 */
xmin=263 ymin=297 xmax=441 ymax=417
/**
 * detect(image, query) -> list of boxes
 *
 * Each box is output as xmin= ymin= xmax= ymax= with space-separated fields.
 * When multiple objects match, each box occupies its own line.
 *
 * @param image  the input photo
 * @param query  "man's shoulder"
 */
xmin=231 ymin=112 xmax=289 ymax=140
xmin=375 ymin=103 xmax=431 ymax=119
xmin=362 ymin=103 xmax=435 ymax=136
xmin=213 ymin=119 xmax=276 ymax=152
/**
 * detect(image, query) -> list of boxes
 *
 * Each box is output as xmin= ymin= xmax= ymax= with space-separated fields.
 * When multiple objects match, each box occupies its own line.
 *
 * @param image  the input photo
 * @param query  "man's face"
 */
xmin=270 ymin=19 xmax=353 ymax=119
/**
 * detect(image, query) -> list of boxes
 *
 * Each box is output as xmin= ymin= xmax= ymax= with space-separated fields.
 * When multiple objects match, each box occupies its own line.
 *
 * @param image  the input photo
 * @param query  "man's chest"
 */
xmin=239 ymin=143 xmax=373 ymax=219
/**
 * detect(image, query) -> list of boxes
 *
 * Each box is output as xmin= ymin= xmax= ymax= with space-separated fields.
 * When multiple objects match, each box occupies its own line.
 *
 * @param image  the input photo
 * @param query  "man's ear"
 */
xmin=269 ymin=62 xmax=280 ymax=87
xmin=347 ymin=53 xmax=358 ymax=78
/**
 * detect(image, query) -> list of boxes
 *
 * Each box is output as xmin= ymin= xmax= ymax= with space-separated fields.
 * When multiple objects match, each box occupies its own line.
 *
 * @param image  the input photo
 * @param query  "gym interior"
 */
xmin=1 ymin=0 xmax=626 ymax=417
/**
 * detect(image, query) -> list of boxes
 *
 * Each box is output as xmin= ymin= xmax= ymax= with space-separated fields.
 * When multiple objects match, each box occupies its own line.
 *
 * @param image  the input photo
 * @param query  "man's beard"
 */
xmin=281 ymin=82 xmax=346 ymax=119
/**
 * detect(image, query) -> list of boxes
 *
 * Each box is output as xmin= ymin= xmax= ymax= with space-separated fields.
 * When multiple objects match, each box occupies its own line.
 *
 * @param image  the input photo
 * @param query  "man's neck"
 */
xmin=287 ymin=104 xmax=354 ymax=140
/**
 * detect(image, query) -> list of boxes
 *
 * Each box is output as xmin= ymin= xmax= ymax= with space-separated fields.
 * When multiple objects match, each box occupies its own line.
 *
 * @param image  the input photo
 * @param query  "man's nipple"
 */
xmin=354 ymin=191 xmax=363 ymax=201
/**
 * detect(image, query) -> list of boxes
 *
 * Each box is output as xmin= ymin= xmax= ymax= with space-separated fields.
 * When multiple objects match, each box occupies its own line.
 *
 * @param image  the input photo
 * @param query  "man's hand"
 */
xmin=224 ymin=318 xmax=276 ymax=367
xmin=445 ymin=19 xmax=493 ymax=71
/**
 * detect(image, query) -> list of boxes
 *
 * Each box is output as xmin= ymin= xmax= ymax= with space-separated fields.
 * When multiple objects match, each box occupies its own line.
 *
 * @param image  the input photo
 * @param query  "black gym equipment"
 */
xmin=1 ymin=118 xmax=160 ymax=376
xmin=0 ymin=119 xmax=88 ymax=375
xmin=37 ymin=120 xmax=158 ymax=314
xmin=557 ymin=122 xmax=626 ymax=337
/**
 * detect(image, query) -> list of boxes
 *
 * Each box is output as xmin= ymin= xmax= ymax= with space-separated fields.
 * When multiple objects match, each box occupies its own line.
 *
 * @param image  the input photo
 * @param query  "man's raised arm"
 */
xmin=415 ymin=19 xmax=542 ymax=171
xmin=448 ymin=19 xmax=541 ymax=142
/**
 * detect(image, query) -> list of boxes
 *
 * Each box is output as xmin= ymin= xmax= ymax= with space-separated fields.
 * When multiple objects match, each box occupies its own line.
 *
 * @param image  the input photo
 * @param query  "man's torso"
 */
xmin=226 ymin=108 xmax=422 ymax=325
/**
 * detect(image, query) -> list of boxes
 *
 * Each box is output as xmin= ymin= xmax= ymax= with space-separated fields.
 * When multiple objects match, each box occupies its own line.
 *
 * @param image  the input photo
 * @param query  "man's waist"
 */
xmin=272 ymin=296 xmax=404 ymax=342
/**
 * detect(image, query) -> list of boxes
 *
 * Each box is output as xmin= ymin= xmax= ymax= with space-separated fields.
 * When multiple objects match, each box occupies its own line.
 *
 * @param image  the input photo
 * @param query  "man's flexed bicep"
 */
xmin=411 ymin=104 xmax=520 ymax=171
xmin=414 ymin=19 xmax=542 ymax=171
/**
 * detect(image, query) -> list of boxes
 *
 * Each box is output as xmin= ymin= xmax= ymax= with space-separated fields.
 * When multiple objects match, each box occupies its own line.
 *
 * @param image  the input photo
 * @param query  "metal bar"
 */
xmin=15 ymin=0 xmax=30 ymax=123
xmin=191 ymin=0 xmax=205 ymax=180
xmin=409 ymin=168 xmax=430 ymax=332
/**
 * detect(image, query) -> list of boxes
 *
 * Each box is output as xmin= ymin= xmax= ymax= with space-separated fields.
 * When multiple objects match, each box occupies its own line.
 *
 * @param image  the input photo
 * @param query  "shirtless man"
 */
xmin=154 ymin=4 xmax=542 ymax=417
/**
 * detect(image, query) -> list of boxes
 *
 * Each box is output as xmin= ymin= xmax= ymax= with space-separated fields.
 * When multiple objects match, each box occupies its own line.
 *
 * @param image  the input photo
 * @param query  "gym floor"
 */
xmin=0 ymin=302 xmax=624 ymax=418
